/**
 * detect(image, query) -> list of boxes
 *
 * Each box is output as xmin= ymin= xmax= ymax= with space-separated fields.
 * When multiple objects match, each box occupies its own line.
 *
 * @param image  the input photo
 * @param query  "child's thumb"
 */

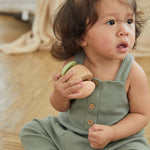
xmin=52 ymin=73 xmax=61 ymax=81
xmin=89 ymin=124 xmax=104 ymax=132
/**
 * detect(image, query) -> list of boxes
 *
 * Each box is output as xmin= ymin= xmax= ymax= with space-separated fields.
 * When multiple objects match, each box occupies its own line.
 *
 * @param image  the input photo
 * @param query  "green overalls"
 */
xmin=20 ymin=51 xmax=150 ymax=150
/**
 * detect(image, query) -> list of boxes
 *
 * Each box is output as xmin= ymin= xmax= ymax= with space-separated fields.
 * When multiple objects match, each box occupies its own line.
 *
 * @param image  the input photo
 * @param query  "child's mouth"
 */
xmin=117 ymin=44 xmax=127 ymax=48
xmin=117 ymin=42 xmax=128 ymax=52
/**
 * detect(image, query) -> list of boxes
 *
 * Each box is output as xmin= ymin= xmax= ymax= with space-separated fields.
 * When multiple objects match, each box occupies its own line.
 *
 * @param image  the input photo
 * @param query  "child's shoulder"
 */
xmin=130 ymin=61 xmax=147 ymax=81
xmin=128 ymin=60 xmax=148 ymax=91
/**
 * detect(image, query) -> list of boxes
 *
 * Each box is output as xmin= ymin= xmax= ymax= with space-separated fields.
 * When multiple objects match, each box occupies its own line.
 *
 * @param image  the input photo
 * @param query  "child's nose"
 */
xmin=117 ymin=24 xmax=129 ymax=37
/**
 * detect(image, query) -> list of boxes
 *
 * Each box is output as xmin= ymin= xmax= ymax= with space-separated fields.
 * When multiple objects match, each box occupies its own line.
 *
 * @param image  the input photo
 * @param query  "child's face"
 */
xmin=81 ymin=0 xmax=135 ymax=60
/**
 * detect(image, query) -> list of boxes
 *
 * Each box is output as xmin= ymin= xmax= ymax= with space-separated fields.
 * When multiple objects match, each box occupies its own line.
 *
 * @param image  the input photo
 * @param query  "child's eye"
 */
xmin=127 ymin=19 xmax=133 ymax=24
xmin=106 ymin=20 xmax=115 ymax=25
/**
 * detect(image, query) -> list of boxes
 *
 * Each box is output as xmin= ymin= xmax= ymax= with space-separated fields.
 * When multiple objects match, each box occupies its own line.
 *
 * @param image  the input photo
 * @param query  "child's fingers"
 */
xmin=62 ymin=80 xmax=83 ymax=98
xmin=88 ymin=133 xmax=97 ymax=148
xmin=60 ymin=70 xmax=74 ymax=83
xmin=67 ymin=81 xmax=83 ymax=93
xmin=65 ymin=79 xmax=82 ymax=88
xmin=68 ymin=91 xmax=82 ymax=100
xmin=88 ymin=131 xmax=97 ymax=139
xmin=89 ymin=124 xmax=104 ymax=132
xmin=52 ymin=73 xmax=61 ymax=81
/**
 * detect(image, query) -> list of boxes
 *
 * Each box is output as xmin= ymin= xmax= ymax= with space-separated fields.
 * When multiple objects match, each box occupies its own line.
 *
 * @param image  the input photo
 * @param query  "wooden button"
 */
xmin=88 ymin=120 xmax=94 ymax=126
xmin=89 ymin=104 xmax=95 ymax=110
xmin=93 ymin=80 xmax=98 ymax=86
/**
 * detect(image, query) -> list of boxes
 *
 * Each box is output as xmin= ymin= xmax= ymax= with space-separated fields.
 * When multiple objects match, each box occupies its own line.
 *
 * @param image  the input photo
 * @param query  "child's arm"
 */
xmin=88 ymin=62 xmax=150 ymax=149
xmin=50 ymin=60 xmax=83 ymax=112
xmin=111 ymin=61 xmax=150 ymax=140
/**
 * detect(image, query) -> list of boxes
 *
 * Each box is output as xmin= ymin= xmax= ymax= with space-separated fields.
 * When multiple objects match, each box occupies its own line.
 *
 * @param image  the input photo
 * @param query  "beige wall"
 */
xmin=131 ymin=0 xmax=150 ymax=56
xmin=0 ymin=0 xmax=36 ymax=13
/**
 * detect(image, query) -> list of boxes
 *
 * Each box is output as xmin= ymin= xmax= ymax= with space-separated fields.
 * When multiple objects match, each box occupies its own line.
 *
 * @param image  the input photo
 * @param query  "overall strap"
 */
xmin=115 ymin=54 xmax=134 ymax=83
xmin=74 ymin=50 xmax=85 ymax=64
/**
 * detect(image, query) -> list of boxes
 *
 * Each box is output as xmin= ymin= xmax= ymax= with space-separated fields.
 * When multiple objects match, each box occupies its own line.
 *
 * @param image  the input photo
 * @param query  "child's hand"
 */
xmin=88 ymin=124 xmax=114 ymax=149
xmin=52 ymin=70 xmax=83 ymax=101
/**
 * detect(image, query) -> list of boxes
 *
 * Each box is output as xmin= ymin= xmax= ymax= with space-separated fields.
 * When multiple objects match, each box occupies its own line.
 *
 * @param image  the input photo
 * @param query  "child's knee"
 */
xmin=19 ymin=120 xmax=40 ymax=141
xmin=20 ymin=122 xmax=31 ymax=140
xmin=19 ymin=119 xmax=58 ymax=150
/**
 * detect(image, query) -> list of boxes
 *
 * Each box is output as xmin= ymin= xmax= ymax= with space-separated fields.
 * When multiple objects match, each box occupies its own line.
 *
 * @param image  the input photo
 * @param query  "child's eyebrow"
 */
xmin=101 ymin=12 xmax=134 ymax=19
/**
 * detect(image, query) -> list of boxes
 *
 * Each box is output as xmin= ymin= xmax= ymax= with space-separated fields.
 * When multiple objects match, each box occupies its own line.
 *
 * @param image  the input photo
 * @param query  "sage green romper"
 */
xmin=20 ymin=51 xmax=150 ymax=150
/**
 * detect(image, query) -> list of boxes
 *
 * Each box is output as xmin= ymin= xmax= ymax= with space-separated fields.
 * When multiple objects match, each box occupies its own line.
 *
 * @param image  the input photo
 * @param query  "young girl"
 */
xmin=20 ymin=0 xmax=150 ymax=149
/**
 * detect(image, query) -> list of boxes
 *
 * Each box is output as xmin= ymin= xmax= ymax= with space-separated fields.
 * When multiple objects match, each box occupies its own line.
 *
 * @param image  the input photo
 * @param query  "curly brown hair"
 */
xmin=51 ymin=0 xmax=145 ymax=60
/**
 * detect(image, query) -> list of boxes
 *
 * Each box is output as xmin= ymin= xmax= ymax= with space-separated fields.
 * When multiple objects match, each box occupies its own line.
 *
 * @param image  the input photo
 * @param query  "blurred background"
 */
xmin=0 ymin=0 xmax=36 ymax=24
xmin=0 ymin=0 xmax=150 ymax=150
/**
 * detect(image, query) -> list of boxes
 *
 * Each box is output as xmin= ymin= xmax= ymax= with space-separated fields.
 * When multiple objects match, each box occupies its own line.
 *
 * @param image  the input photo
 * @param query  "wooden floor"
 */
xmin=0 ymin=16 xmax=61 ymax=150
xmin=0 ymin=16 xmax=150 ymax=150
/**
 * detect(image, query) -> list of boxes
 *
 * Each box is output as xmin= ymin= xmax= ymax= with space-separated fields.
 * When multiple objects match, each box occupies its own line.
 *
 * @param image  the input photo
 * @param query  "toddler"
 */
xmin=20 ymin=0 xmax=150 ymax=149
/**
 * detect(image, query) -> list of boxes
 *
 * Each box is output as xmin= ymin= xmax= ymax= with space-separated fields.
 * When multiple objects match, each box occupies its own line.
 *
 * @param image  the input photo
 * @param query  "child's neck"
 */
xmin=84 ymin=55 xmax=122 ymax=81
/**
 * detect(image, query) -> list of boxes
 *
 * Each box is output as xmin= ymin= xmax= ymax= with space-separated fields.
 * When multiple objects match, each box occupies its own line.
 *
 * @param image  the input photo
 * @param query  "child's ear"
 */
xmin=79 ymin=37 xmax=87 ymax=47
